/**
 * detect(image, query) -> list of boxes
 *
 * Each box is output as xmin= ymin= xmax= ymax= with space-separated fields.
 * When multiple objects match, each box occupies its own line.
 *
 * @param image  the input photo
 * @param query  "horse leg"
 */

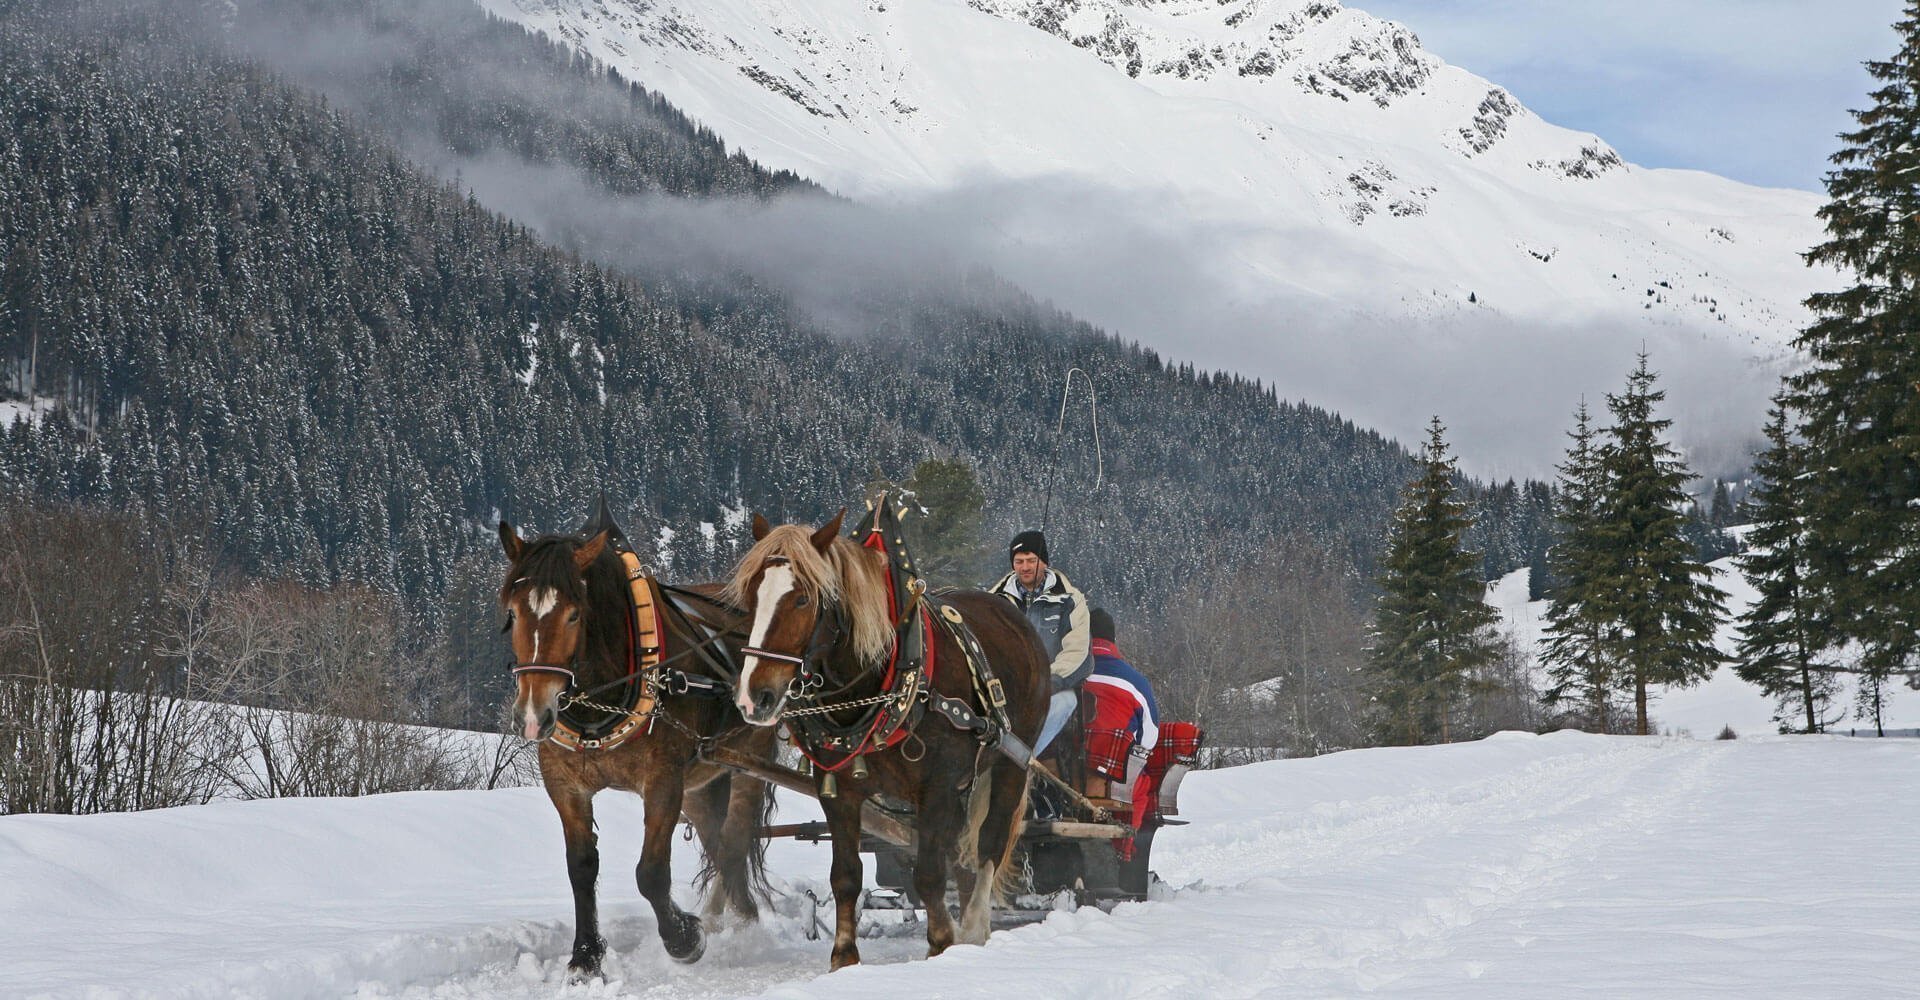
xmin=959 ymin=761 xmax=1028 ymax=945
xmin=684 ymin=769 xmax=771 ymax=926
xmin=680 ymin=773 xmax=735 ymax=925
xmin=547 ymin=783 xmax=606 ymax=980
xmin=637 ymin=767 xmax=706 ymax=963
xmin=820 ymin=789 xmax=867 ymax=970
xmin=717 ymin=770 xmax=771 ymax=922
xmin=915 ymin=778 xmax=963 ymax=957
xmin=910 ymin=767 xmax=967 ymax=955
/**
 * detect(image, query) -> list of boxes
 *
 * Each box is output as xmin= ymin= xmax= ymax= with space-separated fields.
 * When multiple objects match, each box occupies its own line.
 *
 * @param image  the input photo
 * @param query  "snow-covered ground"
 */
xmin=1485 ymin=561 xmax=1919 ymax=736
xmin=6 ymin=732 xmax=1917 ymax=998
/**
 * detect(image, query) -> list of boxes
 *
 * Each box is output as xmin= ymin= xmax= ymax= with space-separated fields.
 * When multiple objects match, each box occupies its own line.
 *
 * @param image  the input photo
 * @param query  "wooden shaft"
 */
xmin=1040 ymin=820 xmax=1132 ymax=840
xmin=1030 ymin=759 xmax=1113 ymax=822
xmin=705 ymin=746 xmax=917 ymax=847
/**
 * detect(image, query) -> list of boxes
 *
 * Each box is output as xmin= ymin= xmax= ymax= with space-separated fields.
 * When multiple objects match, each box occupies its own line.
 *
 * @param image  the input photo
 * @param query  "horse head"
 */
xmin=725 ymin=509 xmax=895 ymax=726
xmin=498 ymin=520 xmax=611 ymax=741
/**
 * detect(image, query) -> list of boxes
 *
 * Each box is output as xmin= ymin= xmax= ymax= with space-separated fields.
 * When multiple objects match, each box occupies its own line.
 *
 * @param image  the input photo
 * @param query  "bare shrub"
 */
xmin=483 ymin=703 xmax=541 ymax=789
xmin=1133 ymin=536 xmax=1372 ymax=763
xmin=0 ymin=498 xmax=508 ymax=814
xmin=200 ymin=582 xmax=488 ymax=798
xmin=1452 ymin=634 xmax=1546 ymax=739
xmin=0 ymin=501 xmax=228 ymax=814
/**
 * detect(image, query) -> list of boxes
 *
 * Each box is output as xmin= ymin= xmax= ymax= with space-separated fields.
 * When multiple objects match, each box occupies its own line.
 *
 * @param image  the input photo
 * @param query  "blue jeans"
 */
xmin=1031 ymin=689 xmax=1078 ymax=757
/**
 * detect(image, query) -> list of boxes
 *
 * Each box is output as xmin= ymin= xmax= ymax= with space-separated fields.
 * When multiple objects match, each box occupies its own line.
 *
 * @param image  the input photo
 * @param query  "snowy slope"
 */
xmin=1485 ymin=560 xmax=1919 ymax=737
xmin=473 ymin=0 xmax=1832 ymax=471
xmin=6 ymin=732 xmax=1918 ymax=998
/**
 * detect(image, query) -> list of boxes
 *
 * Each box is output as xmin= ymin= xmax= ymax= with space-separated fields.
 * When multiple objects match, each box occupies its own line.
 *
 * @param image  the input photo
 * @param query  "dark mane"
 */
xmin=502 ymin=533 xmax=629 ymax=681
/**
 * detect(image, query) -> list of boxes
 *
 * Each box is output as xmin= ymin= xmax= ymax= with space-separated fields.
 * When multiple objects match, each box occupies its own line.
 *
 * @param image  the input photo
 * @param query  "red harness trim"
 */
xmin=791 ymin=529 xmax=935 ymax=772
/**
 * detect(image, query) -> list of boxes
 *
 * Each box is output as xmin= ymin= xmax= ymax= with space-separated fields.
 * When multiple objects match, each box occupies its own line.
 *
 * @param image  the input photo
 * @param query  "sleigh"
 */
xmin=737 ymin=708 xmax=1204 ymax=926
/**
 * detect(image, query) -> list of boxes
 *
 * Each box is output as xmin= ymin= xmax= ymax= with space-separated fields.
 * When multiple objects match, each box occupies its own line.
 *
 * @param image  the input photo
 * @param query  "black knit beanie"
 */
xmin=1009 ymin=529 xmax=1048 ymax=565
xmin=1089 ymin=607 xmax=1116 ymax=642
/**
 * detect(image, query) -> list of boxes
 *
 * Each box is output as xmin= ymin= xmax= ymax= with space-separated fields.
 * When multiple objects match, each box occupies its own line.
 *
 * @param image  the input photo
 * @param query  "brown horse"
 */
xmin=724 ymin=511 xmax=1048 ymax=969
xmin=498 ymin=519 xmax=777 ymax=979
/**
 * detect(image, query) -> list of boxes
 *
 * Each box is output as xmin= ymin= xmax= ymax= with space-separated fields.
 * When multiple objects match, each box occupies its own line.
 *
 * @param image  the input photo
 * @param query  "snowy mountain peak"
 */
xmin=481 ymin=0 xmax=1832 ymax=473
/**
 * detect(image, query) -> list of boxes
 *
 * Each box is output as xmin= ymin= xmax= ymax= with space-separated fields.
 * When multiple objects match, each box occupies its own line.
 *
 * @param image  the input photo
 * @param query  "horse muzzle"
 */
xmin=518 ymin=704 xmax=557 ymax=742
xmin=739 ymin=686 xmax=786 ymax=727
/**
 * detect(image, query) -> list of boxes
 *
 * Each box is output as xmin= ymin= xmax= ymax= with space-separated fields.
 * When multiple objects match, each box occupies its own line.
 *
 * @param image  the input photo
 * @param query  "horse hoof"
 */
xmin=567 ymin=938 xmax=606 ymax=982
xmin=665 ymin=915 xmax=706 ymax=964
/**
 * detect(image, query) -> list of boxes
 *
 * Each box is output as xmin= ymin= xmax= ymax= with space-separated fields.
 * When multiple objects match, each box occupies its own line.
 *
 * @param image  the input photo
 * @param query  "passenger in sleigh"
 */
xmin=1081 ymin=608 xmax=1160 ymax=823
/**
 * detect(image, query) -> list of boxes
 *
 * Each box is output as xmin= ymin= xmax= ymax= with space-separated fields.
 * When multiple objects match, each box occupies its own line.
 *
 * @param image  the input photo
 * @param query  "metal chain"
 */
xmin=561 ymin=690 xmax=654 ymax=718
xmin=648 ymin=699 xmax=716 ymax=749
xmin=779 ymin=690 xmax=911 ymax=719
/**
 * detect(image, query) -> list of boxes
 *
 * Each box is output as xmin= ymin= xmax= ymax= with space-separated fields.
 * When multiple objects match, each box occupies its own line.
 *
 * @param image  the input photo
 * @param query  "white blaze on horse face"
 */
xmin=736 ymin=564 xmax=796 ymax=720
xmin=528 ymin=600 xmax=542 ymax=665
xmin=515 ymin=590 xmax=560 ymax=740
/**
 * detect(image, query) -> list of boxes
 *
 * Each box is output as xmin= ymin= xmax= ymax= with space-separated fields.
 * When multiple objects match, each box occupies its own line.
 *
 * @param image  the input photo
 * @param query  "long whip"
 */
xmin=1037 ymin=367 xmax=1103 ymax=533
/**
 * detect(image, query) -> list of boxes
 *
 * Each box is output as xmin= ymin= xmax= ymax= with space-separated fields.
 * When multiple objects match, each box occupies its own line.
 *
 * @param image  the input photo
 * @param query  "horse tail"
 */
xmin=956 ymin=760 xmax=1031 ymax=907
xmin=992 ymin=770 xmax=1030 ymax=903
xmin=957 ymin=762 xmax=994 ymax=864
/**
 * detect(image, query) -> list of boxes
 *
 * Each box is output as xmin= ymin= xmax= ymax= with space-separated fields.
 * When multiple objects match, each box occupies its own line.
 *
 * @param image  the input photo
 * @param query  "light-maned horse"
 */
xmin=499 ymin=522 xmax=777 ymax=979
xmin=725 ymin=512 xmax=1049 ymax=969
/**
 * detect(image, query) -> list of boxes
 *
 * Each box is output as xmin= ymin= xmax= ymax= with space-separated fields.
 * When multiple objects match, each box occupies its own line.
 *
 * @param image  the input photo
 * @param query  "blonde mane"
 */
xmin=724 ymin=523 xmax=894 ymax=664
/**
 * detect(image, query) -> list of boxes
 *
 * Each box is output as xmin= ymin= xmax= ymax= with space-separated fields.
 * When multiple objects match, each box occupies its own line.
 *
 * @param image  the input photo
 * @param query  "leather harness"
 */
xmin=512 ymin=525 xmax=742 ymax=753
xmin=776 ymin=497 xmax=1020 ymax=773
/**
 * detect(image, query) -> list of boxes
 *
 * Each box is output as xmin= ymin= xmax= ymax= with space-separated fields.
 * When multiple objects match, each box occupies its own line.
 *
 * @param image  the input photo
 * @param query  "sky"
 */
xmin=1357 ymin=0 xmax=1907 ymax=192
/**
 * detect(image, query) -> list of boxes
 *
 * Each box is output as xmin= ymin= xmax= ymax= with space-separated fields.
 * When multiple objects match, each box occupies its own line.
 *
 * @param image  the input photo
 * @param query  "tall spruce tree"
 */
xmin=1735 ymin=397 xmax=1842 ymax=733
xmin=1369 ymin=417 xmax=1501 ymax=744
xmin=1589 ymin=353 xmax=1728 ymax=735
xmin=1792 ymin=4 xmax=1920 ymax=702
xmin=901 ymin=458 xmax=988 ymax=586
xmin=1541 ymin=400 xmax=1621 ymax=731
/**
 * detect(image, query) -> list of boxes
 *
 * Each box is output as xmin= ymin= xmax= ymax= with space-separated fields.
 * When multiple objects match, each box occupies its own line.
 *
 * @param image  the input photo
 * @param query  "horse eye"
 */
xmin=567 ymin=609 xmax=581 ymax=623
xmin=501 ymin=613 xmax=515 ymax=633
xmin=793 ymin=594 xmax=810 ymax=608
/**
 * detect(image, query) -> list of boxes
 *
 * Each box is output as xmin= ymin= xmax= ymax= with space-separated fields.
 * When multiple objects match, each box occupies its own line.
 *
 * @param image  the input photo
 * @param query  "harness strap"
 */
xmin=742 ymin=646 xmax=807 ymax=668
xmin=922 ymin=597 xmax=1031 ymax=767
xmin=659 ymin=669 xmax=730 ymax=699
xmin=512 ymin=663 xmax=577 ymax=683
xmin=658 ymin=587 xmax=745 ymax=684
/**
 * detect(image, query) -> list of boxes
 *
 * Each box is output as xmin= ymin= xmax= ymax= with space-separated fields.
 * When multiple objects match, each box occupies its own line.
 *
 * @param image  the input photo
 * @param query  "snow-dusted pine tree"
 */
xmin=1540 ymin=400 xmax=1620 ymax=731
xmin=1792 ymin=3 xmax=1920 ymax=704
xmin=1590 ymin=353 xmax=1728 ymax=735
xmin=1735 ymin=397 xmax=1841 ymax=733
xmin=1369 ymin=417 xmax=1500 ymax=745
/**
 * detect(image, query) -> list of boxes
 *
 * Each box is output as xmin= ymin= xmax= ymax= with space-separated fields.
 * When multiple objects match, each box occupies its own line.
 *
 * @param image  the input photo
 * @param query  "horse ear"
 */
xmin=810 ymin=508 xmax=846 ymax=552
xmin=751 ymin=513 xmax=771 ymax=541
xmin=574 ymin=529 xmax=609 ymax=571
xmin=498 ymin=521 xmax=525 ymax=562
